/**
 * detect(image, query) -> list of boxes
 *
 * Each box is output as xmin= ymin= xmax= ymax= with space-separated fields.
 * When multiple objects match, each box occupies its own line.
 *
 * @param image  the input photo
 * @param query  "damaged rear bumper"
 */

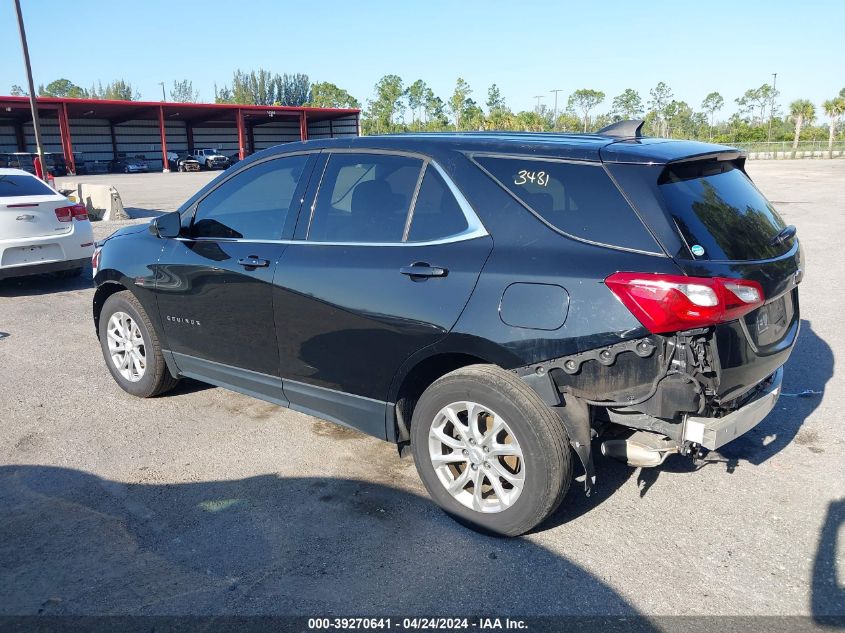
xmin=683 ymin=366 xmax=782 ymax=450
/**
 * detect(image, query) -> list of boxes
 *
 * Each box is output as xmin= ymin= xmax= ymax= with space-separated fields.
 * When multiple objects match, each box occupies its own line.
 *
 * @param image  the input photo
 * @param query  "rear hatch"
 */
xmin=655 ymin=158 xmax=801 ymax=402
xmin=0 ymin=173 xmax=71 ymax=240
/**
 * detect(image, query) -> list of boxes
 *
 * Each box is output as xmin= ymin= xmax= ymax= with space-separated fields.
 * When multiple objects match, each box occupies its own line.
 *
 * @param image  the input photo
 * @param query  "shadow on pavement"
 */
xmin=0 ymin=465 xmax=657 ymax=620
xmin=124 ymin=207 xmax=165 ymax=219
xmin=0 ymin=268 xmax=92 ymax=298
xmin=812 ymin=499 xmax=845 ymax=622
xmin=718 ymin=319 xmax=832 ymax=465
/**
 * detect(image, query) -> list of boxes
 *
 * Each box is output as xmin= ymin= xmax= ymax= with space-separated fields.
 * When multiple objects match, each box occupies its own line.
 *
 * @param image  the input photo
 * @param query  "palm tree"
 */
xmin=789 ymin=99 xmax=816 ymax=157
xmin=822 ymin=97 xmax=845 ymax=158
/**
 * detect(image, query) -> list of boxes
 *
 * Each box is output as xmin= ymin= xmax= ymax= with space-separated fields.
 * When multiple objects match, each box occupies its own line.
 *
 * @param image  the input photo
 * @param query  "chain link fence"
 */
xmin=729 ymin=139 xmax=845 ymax=159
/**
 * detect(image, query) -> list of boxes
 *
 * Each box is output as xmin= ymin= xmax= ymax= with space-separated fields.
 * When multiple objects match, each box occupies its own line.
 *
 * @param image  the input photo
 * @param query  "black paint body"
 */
xmin=93 ymin=133 xmax=801 ymax=442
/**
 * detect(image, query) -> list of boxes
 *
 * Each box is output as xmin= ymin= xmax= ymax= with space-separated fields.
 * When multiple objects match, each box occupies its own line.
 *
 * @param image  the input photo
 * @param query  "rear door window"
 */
xmin=406 ymin=167 xmax=469 ymax=242
xmin=0 ymin=173 xmax=55 ymax=196
xmin=472 ymin=155 xmax=659 ymax=252
xmin=658 ymin=161 xmax=791 ymax=261
xmin=308 ymin=153 xmax=423 ymax=243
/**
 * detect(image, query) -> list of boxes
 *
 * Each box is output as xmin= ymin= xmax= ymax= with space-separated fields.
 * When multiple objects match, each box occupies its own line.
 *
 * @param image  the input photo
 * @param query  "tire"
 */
xmin=410 ymin=364 xmax=572 ymax=536
xmin=205 ymin=160 xmax=213 ymax=170
xmin=123 ymin=167 xmax=130 ymax=174
xmin=98 ymin=290 xmax=178 ymax=398
xmin=56 ymin=267 xmax=83 ymax=279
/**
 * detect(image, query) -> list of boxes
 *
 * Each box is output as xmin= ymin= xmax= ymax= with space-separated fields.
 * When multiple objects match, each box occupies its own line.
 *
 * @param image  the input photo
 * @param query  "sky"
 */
xmin=3 ymin=0 xmax=843 ymax=117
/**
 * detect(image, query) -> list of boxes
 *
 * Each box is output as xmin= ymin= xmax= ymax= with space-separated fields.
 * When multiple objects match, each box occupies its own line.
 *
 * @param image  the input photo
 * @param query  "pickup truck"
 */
xmin=191 ymin=148 xmax=230 ymax=170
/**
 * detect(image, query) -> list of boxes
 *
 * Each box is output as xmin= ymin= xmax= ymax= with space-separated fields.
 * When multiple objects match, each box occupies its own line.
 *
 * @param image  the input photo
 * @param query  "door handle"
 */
xmin=400 ymin=262 xmax=448 ymax=279
xmin=237 ymin=256 xmax=270 ymax=268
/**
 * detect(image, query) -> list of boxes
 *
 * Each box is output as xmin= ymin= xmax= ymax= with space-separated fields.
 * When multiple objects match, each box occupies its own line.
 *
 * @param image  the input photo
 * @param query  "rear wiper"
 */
xmin=770 ymin=224 xmax=796 ymax=246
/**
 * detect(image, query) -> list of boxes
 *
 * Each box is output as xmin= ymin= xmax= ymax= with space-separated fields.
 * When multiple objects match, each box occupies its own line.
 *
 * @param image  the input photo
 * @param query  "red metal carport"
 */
xmin=0 ymin=96 xmax=360 ymax=174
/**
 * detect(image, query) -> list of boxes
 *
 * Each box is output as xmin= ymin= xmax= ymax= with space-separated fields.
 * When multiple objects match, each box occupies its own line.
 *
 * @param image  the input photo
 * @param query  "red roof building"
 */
xmin=0 ymin=96 xmax=360 ymax=174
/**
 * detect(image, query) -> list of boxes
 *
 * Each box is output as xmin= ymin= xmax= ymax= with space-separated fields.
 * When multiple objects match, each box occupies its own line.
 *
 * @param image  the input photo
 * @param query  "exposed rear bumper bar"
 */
xmin=683 ymin=366 xmax=783 ymax=450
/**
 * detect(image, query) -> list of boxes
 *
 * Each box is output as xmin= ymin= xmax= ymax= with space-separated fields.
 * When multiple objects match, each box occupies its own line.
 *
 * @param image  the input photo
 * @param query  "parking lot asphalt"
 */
xmin=1 ymin=160 xmax=843 ymax=618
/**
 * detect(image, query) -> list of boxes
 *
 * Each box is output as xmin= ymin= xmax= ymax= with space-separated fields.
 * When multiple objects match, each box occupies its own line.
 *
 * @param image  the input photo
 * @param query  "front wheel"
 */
xmin=98 ymin=290 xmax=178 ymax=398
xmin=411 ymin=365 xmax=572 ymax=536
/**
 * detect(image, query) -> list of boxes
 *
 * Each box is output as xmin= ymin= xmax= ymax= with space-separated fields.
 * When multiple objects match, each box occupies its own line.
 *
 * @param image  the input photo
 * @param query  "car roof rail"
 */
xmin=596 ymin=119 xmax=645 ymax=139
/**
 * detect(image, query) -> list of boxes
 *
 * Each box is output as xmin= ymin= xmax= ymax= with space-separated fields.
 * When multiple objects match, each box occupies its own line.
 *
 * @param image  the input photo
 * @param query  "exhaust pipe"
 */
xmin=600 ymin=431 xmax=678 ymax=468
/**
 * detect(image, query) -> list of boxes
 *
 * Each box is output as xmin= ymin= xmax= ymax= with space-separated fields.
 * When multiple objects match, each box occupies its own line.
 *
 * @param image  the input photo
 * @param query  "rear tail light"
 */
xmin=55 ymin=203 xmax=88 ymax=222
xmin=605 ymin=272 xmax=764 ymax=334
xmin=91 ymin=247 xmax=101 ymax=274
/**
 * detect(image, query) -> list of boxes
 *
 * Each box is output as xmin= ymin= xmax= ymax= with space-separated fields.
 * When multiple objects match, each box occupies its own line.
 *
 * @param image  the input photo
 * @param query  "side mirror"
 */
xmin=149 ymin=211 xmax=182 ymax=238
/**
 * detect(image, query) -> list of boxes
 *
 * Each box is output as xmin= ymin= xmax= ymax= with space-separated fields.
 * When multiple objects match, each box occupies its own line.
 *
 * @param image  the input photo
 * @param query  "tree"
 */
xmin=170 ymin=79 xmax=199 ymax=103
xmin=462 ymin=98 xmax=485 ymax=130
xmin=367 ymin=74 xmax=404 ymax=133
xmin=423 ymin=90 xmax=448 ymax=129
xmin=664 ymin=100 xmax=697 ymax=138
xmin=448 ymin=78 xmax=472 ymax=130
xmin=487 ymin=84 xmax=506 ymax=113
xmin=567 ymin=89 xmax=605 ymax=132
xmin=822 ymin=96 xmax=845 ymax=157
xmin=278 ymin=73 xmax=311 ymax=106
xmin=214 ymin=83 xmax=233 ymax=104
xmin=610 ymin=88 xmax=643 ymax=121
xmin=308 ymin=82 xmax=360 ymax=109
xmin=789 ymin=99 xmax=816 ymax=151
xmin=701 ymin=92 xmax=724 ymax=140
xmin=406 ymin=80 xmax=427 ymax=129
xmin=38 ymin=78 xmax=87 ymax=98
xmin=10 ymin=84 xmax=26 ymax=96
xmin=89 ymin=80 xmax=140 ymax=100
xmin=648 ymin=82 xmax=673 ymax=137
xmin=735 ymin=84 xmax=778 ymax=125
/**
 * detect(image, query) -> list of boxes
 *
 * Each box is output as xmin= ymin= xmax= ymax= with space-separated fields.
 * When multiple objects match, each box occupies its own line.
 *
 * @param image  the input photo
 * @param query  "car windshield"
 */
xmin=0 ymin=174 xmax=55 ymax=196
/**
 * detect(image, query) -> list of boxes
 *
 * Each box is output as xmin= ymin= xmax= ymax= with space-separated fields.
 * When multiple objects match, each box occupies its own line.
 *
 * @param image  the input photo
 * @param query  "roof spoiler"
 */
xmin=596 ymin=119 xmax=645 ymax=139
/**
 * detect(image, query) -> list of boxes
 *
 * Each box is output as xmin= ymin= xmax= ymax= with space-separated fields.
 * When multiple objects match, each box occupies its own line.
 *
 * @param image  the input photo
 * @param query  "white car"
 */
xmin=0 ymin=168 xmax=94 ymax=280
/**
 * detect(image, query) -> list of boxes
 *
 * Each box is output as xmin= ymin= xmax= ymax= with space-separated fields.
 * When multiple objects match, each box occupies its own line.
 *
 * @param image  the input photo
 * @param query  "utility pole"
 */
xmin=533 ymin=95 xmax=544 ymax=111
xmin=13 ymin=0 xmax=45 ymax=178
xmin=767 ymin=72 xmax=777 ymax=144
xmin=159 ymin=82 xmax=166 ymax=102
xmin=550 ymin=89 xmax=563 ymax=131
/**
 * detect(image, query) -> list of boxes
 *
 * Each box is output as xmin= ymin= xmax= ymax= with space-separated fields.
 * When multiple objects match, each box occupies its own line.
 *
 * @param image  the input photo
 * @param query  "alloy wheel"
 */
xmin=106 ymin=311 xmax=146 ymax=382
xmin=428 ymin=401 xmax=525 ymax=513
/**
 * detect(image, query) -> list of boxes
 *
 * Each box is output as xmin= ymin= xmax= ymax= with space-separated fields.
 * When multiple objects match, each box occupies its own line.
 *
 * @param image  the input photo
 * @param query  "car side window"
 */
xmin=191 ymin=155 xmax=310 ymax=240
xmin=406 ymin=167 xmax=469 ymax=242
xmin=308 ymin=153 xmax=423 ymax=243
xmin=472 ymin=155 xmax=660 ymax=252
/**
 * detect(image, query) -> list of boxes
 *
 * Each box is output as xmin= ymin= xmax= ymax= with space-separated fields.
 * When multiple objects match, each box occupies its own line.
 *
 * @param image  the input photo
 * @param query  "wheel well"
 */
xmin=394 ymin=353 xmax=488 ymax=443
xmin=92 ymin=282 xmax=127 ymax=337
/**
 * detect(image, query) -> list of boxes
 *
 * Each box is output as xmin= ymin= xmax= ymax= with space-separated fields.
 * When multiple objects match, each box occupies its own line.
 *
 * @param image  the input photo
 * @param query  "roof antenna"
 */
xmin=596 ymin=119 xmax=645 ymax=139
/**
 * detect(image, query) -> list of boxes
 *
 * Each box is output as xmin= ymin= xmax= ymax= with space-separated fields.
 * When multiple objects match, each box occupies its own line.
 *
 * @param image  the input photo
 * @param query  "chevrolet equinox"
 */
xmin=92 ymin=121 xmax=802 ymax=535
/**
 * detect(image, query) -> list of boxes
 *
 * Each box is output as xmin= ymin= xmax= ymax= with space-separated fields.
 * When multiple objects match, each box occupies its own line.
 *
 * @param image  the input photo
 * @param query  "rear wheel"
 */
xmin=98 ymin=291 xmax=178 ymax=398
xmin=411 ymin=364 xmax=572 ymax=536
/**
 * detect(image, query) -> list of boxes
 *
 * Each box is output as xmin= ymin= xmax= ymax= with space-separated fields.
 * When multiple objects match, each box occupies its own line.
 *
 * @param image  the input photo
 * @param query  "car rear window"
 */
xmin=472 ymin=156 xmax=660 ymax=253
xmin=658 ymin=161 xmax=791 ymax=261
xmin=0 ymin=174 xmax=54 ymax=196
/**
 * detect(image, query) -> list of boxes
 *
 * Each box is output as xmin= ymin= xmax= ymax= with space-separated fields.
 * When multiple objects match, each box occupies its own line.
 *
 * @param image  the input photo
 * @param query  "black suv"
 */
xmin=92 ymin=121 xmax=802 ymax=536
